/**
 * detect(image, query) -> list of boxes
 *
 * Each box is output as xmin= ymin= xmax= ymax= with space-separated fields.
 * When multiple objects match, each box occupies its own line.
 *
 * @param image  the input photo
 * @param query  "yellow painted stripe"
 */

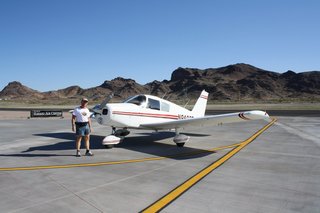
xmin=0 ymin=143 xmax=240 ymax=171
xmin=142 ymin=118 xmax=277 ymax=213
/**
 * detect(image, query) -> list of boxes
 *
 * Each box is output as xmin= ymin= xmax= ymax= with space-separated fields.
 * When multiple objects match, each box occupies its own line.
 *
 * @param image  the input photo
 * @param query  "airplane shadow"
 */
xmin=116 ymin=132 xmax=215 ymax=159
xmin=0 ymin=131 xmax=216 ymax=159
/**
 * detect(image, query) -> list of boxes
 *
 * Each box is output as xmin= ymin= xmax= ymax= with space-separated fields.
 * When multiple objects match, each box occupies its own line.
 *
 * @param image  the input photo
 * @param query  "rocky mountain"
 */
xmin=1 ymin=63 xmax=320 ymax=104
xmin=0 ymin=81 xmax=44 ymax=100
xmin=147 ymin=64 xmax=320 ymax=102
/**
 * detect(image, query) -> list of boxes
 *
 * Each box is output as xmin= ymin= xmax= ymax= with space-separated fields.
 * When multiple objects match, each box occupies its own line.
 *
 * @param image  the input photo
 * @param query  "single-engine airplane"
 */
xmin=90 ymin=90 xmax=271 ymax=148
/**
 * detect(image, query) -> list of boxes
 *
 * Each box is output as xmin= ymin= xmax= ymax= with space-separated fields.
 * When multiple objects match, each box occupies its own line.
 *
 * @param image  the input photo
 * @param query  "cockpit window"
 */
xmin=124 ymin=95 xmax=146 ymax=106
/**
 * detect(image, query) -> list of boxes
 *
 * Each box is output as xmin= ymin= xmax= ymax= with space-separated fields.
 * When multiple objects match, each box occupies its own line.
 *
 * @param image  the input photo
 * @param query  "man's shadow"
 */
xmin=0 ymin=132 xmax=103 ymax=157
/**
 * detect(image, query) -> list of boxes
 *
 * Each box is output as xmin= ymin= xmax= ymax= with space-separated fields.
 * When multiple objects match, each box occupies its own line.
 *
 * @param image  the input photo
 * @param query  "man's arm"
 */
xmin=88 ymin=117 xmax=92 ymax=133
xmin=71 ymin=115 xmax=76 ymax=132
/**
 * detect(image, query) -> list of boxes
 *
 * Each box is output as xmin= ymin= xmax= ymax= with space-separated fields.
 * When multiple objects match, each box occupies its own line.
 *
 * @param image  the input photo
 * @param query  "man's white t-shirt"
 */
xmin=72 ymin=107 xmax=90 ymax=122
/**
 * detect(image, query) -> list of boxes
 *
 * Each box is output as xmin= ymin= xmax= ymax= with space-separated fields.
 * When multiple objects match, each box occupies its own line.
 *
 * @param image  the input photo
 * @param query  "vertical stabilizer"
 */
xmin=192 ymin=90 xmax=209 ymax=117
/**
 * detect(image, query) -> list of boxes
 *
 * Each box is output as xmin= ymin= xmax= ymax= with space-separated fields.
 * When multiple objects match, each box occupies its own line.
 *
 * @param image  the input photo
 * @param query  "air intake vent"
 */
xmin=102 ymin=109 xmax=108 ymax=115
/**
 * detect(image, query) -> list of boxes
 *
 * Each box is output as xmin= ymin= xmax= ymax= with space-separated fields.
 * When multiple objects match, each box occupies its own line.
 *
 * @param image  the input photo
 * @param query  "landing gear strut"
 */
xmin=112 ymin=127 xmax=116 ymax=135
xmin=173 ymin=128 xmax=189 ymax=147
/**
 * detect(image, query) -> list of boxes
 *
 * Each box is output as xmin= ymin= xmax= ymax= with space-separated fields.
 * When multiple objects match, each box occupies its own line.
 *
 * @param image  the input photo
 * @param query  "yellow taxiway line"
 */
xmin=142 ymin=118 xmax=277 ymax=213
xmin=0 ymin=143 xmax=240 ymax=172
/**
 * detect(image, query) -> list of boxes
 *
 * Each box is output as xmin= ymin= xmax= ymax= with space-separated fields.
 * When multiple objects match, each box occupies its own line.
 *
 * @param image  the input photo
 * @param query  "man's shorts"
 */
xmin=75 ymin=122 xmax=90 ymax=136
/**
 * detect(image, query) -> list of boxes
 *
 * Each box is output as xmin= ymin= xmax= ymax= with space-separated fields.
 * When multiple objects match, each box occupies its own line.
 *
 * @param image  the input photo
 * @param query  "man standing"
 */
xmin=72 ymin=97 xmax=94 ymax=157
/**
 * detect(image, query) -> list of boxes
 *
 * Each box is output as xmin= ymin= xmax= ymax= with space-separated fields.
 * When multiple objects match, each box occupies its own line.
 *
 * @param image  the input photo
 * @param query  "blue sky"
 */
xmin=0 ymin=0 xmax=319 ymax=92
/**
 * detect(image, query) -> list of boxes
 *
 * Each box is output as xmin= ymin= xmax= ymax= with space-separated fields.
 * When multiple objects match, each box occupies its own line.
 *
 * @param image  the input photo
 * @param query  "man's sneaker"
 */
xmin=85 ymin=150 xmax=94 ymax=156
xmin=76 ymin=150 xmax=81 ymax=157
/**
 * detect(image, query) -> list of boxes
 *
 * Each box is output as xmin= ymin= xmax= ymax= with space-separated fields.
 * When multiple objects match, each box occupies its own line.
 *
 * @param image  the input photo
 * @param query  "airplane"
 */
xmin=90 ymin=90 xmax=271 ymax=149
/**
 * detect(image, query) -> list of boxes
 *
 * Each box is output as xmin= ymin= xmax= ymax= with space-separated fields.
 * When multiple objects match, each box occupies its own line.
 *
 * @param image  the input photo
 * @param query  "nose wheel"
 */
xmin=102 ymin=127 xmax=129 ymax=149
xmin=176 ymin=142 xmax=185 ymax=147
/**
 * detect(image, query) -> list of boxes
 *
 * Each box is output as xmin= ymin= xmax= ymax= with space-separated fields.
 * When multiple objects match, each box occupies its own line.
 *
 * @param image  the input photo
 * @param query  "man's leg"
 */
xmin=75 ymin=136 xmax=82 ymax=157
xmin=84 ymin=135 xmax=90 ymax=150
xmin=76 ymin=136 xmax=82 ymax=150
xmin=84 ymin=135 xmax=94 ymax=156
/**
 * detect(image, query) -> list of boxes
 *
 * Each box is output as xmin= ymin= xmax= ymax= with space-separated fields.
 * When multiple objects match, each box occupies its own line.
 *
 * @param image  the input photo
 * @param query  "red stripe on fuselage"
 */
xmin=112 ymin=111 xmax=179 ymax=120
xmin=200 ymin=95 xmax=208 ymax=99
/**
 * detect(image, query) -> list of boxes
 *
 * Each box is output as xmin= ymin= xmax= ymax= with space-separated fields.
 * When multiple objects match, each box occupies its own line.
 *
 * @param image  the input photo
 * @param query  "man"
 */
xmin=72 ymin=97 xmax=94 ymax=157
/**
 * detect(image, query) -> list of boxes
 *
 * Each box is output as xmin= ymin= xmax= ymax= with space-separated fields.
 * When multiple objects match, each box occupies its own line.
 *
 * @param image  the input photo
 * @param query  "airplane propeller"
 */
xmin=91 ymin=92 xmax=114 ymax=115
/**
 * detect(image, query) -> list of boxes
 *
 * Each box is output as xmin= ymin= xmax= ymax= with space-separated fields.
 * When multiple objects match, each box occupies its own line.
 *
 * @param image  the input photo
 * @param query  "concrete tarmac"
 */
xmin=0 ymin=115 xmax=319 ymax=212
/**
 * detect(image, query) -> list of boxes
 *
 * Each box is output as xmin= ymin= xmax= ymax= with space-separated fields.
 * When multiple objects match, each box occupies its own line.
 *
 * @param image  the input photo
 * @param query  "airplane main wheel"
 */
xmin=104 ymin=144 xmax=114 ymax=149
xmin=176 ymin=143 xmax=185 ymax=147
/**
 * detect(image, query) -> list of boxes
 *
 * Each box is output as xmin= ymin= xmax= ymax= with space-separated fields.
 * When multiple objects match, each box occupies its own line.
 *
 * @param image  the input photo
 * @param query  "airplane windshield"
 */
xmin=123 ymin=95 xmax=146 ymax=106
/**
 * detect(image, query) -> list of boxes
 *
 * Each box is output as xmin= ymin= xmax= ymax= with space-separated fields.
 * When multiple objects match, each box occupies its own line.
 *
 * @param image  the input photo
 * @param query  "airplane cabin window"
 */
xmin=161 ymin=102 xmax=170 ymax=112
xmin=125 ymin=95 xmax=146 ymax=106
xmin=147 ymin=98 xmax=160 ymax=110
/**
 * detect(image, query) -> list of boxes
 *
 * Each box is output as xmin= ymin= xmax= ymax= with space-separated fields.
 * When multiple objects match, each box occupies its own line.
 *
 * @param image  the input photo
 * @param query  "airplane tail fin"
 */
xmin=192 ymin=90 xmax=209 ymax=117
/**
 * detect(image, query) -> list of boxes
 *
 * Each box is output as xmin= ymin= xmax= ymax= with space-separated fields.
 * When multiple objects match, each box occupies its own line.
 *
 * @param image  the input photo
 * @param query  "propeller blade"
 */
xmin=91 ymin=105 xmax=102 ymax=115
xmin=99 ymin=92 xmax=114 ymax=109
xmin=90 ymin=92 xmax=114 ymax=115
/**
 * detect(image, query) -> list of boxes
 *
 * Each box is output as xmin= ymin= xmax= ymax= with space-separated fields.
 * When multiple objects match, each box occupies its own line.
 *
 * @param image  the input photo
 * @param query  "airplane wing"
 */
xmin=140 ymin=110 xmax=271 ymax=130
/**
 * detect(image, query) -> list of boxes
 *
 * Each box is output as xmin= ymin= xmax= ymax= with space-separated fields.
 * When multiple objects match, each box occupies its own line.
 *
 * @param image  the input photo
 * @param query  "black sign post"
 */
xmin=30 ymin=110 xmax=63 ymax=118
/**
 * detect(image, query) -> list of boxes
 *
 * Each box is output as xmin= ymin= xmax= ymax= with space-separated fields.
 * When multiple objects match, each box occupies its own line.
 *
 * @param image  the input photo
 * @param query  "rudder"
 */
xmin=192 ymin=90 xmax=209 ymax=117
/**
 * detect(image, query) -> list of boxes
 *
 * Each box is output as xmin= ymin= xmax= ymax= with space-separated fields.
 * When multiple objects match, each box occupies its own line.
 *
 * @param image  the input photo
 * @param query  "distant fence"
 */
xmin=30 ymin=110 xmax=63 ymax=118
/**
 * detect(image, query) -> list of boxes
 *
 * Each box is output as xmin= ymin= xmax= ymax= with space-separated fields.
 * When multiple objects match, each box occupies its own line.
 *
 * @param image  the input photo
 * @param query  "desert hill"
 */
xmin=0 ymin=81 xmax=44 ymax=99
xmin=1 ymin=63 xmax=320 ymax=104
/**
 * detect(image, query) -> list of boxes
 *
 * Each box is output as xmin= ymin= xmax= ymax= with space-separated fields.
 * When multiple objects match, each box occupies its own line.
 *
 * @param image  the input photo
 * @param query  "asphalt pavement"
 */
xmin=0 ymin=114 xmax=319 ymax=212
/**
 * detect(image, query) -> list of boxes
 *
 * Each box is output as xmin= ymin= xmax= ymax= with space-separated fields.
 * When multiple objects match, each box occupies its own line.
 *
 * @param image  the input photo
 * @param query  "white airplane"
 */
xmin=91 ymin=90 xmax=271 ymax=148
